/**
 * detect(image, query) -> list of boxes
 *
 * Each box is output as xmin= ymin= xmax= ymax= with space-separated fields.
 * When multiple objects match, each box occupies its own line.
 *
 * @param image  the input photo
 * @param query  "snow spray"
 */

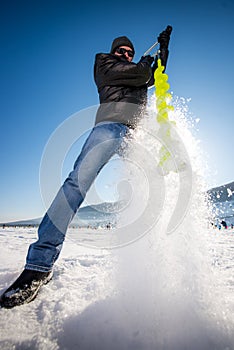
xmin=109 ymin=95 xmax=234 ymax=350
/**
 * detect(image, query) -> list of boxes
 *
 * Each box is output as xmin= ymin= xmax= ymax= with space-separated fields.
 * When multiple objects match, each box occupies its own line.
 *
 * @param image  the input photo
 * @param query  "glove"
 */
xmin=158 ymin=30 xmax=170 ymax=49
xmin=140 ymin=55 xmax=154 ymax=66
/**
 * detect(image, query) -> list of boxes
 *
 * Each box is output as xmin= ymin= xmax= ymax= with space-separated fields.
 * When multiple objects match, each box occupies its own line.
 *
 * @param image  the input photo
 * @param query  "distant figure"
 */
xmin=221 ymin=220 xmax=227 ymax=229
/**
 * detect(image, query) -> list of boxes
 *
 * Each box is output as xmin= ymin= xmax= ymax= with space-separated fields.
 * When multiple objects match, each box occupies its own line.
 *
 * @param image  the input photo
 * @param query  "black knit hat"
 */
xmin=110 ymin=36 xmax=135 ymax=55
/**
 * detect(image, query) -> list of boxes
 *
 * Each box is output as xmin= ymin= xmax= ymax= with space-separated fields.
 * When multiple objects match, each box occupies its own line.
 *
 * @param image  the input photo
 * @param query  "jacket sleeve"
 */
xmin=147 ymin=58 xmax=158 ymax=87
xmin=96 ymin=55 xmax=152 ymax=88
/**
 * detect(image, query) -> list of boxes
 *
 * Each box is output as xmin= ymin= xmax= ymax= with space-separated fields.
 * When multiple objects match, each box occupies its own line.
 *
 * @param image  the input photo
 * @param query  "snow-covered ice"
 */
xmin=0 ymin=227 xmax=116 ymax=349
xmin=0 ymin=225 xmax=234 ymax=350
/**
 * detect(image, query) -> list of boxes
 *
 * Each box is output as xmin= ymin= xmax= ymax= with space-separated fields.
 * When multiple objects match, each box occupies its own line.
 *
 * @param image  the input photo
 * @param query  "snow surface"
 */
xmin=1 ymin=96 xmax=234 ymax=349
xmin=0 ymin=225 xmax=234 ymax=350
xmin=0 ymin=227 xmax=116 ymax=349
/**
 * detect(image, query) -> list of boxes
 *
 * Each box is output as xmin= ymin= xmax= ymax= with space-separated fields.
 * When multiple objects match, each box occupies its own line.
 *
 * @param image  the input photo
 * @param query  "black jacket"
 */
xmin=94 ymin=53 xmax=153 ymax=127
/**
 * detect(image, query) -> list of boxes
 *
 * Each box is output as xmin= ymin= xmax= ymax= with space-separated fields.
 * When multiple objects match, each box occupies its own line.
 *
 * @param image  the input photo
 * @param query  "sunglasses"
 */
xmin=115 ymin=47 xmax=134 ymax=57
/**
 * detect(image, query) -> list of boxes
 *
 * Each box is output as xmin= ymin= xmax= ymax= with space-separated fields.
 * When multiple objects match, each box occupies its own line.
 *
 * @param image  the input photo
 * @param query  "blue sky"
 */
xmin=1 ymin=0 xmax=234 ymax=221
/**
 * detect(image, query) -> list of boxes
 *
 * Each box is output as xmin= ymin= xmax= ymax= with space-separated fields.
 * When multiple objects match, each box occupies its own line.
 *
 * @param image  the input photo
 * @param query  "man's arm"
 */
xmin=95 ymin=54 xmax=153 ymax=88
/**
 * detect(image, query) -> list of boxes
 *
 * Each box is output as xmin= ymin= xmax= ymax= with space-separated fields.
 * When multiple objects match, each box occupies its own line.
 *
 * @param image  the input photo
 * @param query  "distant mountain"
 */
xmin=207 ymin=181 xmax=234 ymax=226
xmin=1 ymin=217 xmax=42 ymax=227
xmin=1 ymin=201 xmax=124 ymax=228
xmin=2 ymin=183 xmax=234 ymax=228
xmin=207 ymin=181 xmax=234 ymax=203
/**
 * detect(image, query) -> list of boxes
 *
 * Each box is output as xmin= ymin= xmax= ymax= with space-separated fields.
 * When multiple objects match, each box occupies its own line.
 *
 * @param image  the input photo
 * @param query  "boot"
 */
xmin=0 ymin=269 xmax=52 ymax=309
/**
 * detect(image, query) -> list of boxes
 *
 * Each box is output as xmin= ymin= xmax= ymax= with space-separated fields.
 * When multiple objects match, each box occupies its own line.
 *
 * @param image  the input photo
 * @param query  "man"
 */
xmin=0 ymin=30 xmax=171 ymax=308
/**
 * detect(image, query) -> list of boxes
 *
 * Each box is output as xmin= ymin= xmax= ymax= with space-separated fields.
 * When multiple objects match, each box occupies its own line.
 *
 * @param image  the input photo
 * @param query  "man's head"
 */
xmin=110 ymin=36 xmax=135 ymax=62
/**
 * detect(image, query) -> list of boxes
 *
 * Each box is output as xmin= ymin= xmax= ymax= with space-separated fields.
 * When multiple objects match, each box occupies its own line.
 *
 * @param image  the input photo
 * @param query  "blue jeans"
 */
xmin=25 ymin=122 xmax=129 ymax=272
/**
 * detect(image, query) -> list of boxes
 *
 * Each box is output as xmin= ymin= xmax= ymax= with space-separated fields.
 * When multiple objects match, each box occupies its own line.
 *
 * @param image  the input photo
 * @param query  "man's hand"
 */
xmin=158 ymin=30 xmax=170 ymax=49
xmin=140 ymin=55 xmax=154 ymax=66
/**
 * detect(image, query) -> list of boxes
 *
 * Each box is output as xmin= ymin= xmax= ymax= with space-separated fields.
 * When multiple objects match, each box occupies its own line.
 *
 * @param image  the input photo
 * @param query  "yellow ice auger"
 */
xmin=144 ymin=25 xmax=176 ymax=171
xmin=154 ymin=58 xmax=175 ymax=168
